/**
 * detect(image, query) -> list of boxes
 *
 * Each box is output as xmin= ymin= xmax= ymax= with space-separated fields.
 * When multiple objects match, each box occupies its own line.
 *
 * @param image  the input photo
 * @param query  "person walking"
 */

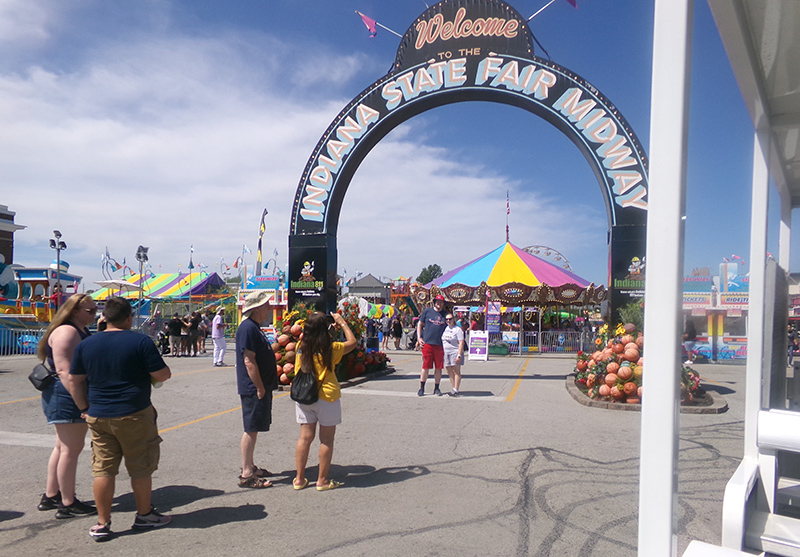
xmin=212 ymin=307 xmax=227 ymax=366
xmin=36 ymin=294 xmax=98 ymax=519
xmin=380 ymin=314 xmax=391 ymax=350
xmin=442 ymin=313 xmax=465 ymax=397
xmin=291 ymin=312 xmax=356 ymax=491
xmin=683 ymin=319 xmax=697 ymax=365
xmin=67 ymin=297 xmax=172 ymax=541
xmin=788 ymin=325 xmax=797 ymax=367
xmin=235 ymin=291 xmax=277 ymax=488
xmin=391 ymin=317 xmax=403 ymax=350
xmin=416 ymin=295 xmax=448 ymax=396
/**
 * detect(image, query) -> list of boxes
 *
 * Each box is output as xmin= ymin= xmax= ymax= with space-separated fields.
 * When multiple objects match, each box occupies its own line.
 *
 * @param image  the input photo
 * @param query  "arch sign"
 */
xmin=289 ymin=0 xmax=648 ymax=316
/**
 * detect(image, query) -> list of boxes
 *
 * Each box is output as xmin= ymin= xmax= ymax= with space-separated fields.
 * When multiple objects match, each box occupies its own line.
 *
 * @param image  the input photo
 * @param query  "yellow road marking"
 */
xmin=158 ymin=390 xmax=291 ymax=434
xmin=505 ymin=356 xmax=531 ymax=402
xmin=1 ymin=396 xmax=39 ymax=405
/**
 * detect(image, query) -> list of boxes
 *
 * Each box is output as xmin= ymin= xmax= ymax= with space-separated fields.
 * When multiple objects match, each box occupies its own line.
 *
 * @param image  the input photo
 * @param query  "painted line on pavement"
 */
xmin=158 ymin=390 xmax=291 ymax=434
xmin=505 ymin=356 xmax=531 ymax=402
xmin=1 ymin=395 xmax=39 ymax=405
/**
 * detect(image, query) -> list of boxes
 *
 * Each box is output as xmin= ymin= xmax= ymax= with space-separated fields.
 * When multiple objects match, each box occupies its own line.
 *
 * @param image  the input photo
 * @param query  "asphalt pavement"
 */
xmin=0 ymin=342 xmax=746 ymax=556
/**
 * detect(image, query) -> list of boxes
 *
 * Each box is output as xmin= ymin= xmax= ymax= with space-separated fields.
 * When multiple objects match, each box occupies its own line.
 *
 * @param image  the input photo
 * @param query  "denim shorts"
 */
xmin=241 ymin=393 xmax=273 ymax=433
xmin=41 ymin=378 xmax=84 ymax=425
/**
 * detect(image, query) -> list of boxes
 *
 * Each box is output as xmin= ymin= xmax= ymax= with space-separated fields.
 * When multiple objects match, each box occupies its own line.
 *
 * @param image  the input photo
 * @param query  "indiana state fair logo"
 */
xmin=290 ymin=261 xmax=323 ymax=291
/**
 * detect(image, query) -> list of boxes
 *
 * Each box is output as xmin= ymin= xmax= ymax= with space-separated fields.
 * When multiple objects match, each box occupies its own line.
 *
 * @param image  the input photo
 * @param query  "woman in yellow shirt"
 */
xmin=292 ymin=312 xmax=356 ymax=491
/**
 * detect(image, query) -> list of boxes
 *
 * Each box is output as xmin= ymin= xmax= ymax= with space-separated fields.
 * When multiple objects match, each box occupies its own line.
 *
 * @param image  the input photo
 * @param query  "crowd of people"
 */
xmin=34 ymin=291 xmax=364 ymax=541
xmin=35 ymin=290 xmax=477 ymax=541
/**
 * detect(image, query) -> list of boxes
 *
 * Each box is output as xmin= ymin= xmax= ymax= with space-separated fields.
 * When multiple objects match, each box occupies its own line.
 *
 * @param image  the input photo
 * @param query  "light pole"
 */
xmin=48 ymin=230 xmax=66 ymax=307
xmin=135 ymin=245 xmax=149 ymax=331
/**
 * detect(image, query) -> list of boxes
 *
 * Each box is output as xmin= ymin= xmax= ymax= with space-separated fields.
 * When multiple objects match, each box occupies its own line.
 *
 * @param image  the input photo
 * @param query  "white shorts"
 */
xmin=443 ymin=350 xmax=462 ymax=367
xmin=295 ymin=398 xmax=342 ymax=427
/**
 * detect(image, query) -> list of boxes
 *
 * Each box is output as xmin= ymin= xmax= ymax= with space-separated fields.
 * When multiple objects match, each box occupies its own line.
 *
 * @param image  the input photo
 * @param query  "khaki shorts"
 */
xmin=86 ymin=405 xmax=162 ymax=478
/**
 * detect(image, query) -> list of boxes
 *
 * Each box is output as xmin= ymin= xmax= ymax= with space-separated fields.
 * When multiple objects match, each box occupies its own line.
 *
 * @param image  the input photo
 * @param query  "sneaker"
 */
xmin=132 ymin=506 xmax=172 ymax=529
xmin=37 ymin=491 xmax=61 ymax=511
xmin=448 ymin=391 xmax=459 ymax=397
xmin=89 ymin=522 xmax=113 ymax=542
xmin=56 ymin=497 xmax=97 ymax=519
xmin=417 ymin=388 xmax=424 ymax=397
xmin=684 ymin=360 xmax=693 ymax=365
xmin=433 ymin=387 xmax=443 ymax=396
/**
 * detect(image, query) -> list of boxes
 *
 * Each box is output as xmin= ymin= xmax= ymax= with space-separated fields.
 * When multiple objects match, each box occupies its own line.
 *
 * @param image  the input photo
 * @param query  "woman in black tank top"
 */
xmin=36 ymin=294 xmax=98 ymax=518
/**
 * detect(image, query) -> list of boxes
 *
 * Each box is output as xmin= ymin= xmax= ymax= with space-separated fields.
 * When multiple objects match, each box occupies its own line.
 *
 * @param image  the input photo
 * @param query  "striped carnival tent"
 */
xmin=91 ymin=272 xmax=228 ymax=301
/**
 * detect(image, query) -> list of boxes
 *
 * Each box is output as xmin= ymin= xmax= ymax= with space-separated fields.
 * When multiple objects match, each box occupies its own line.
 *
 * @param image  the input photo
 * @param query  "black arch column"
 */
xmin=288 ymin=233 xmax=338 ymax=313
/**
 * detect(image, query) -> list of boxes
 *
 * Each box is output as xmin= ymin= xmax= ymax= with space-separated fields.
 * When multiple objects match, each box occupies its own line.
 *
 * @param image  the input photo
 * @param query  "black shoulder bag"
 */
xmin=29 ymin=362 xmax=57 ymax=391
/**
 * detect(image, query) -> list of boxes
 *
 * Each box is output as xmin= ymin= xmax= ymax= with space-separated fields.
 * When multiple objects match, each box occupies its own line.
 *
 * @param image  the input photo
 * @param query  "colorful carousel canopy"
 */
xmin=91 ymin=272 xmax=227 ymax=301
xmin=414 ymin=242 xmax=605 ymax=306
xmin=432 ymin=242 xmax=590 ymax=288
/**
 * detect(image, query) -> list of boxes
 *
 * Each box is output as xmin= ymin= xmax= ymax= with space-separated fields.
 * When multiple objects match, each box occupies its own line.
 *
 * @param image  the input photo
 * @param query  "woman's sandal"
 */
xmin=293 ymin=478 xmax=309 ymax=491
xmin=316 ymin=479 xmax=342 ymax=491
xmin=238 ymin=475 xmax=273 ymax=489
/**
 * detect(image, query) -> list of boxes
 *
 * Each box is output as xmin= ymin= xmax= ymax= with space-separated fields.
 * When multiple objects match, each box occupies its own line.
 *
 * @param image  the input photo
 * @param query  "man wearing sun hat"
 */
xmin=416 ymin=294 xmax=448 ymax=396
xmin=234 ymin=291 xmax=277 ymax=488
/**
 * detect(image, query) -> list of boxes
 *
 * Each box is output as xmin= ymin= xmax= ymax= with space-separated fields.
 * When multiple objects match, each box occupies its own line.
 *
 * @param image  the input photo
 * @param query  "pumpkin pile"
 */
xmin=274 ymin=321 xmax=303 ymax=386
xmin=574 ymin=322 xmax=703 ymax=404
xmin=574 ymin=322 xmax=644 ymax=404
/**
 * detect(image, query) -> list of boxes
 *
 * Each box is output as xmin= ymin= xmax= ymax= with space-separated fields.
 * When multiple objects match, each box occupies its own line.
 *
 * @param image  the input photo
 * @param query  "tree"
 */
xmin=416 ymin=264 xmax=443 ymax=285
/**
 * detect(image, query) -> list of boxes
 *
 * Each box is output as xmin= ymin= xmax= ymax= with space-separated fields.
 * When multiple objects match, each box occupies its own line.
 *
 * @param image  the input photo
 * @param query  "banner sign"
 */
xmin=288 ymin=0 xmax=649 ymax=314
xmin=469 ymin=330 xmax=489 ymax=361
xmin=486 ymin=301 xmax=502 ymax=333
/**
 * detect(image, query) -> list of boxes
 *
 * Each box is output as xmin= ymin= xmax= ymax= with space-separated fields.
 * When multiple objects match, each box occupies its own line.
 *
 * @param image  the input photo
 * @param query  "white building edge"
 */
xmin=644 ymin=2 xmax=800 ymax=556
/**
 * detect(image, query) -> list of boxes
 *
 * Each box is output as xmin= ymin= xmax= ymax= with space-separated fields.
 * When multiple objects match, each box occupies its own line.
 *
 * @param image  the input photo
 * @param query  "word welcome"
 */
xmin=414 ymin=7 xmax=520 ymax=49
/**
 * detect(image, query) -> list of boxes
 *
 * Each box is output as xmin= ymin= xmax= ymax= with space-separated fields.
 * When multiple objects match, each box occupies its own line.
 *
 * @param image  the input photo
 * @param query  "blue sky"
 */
xmin=0 ymin=0 xmax=783 ymax=289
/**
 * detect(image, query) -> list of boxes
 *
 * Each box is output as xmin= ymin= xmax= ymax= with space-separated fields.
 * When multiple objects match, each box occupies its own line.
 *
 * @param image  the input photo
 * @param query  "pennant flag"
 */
xmin=233 ymin=257 xmax=241 ymax=269
xmin=357 ymin=11 xmax=377 ymax=37
xmin=566 ymin=0 xmax=577 ymax=7
xmin=243 ymin=245 xmax=251 ymax=254
xmin=256 ymin=208 xmax=268 ymax=277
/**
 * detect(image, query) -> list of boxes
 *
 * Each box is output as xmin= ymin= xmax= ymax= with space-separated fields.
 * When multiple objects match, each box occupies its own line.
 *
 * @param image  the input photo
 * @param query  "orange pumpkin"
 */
xmin=620 ymin=334 xmax=634 ymax=345
xmin=282 ymin=325 xmax=291 ymax=334
xmin=610 ymin=386 xmax=624 ymax=399
xmin=576 ymin=360 xmax=588 ymax=372
xmin=283 ymin=362 xmax=294 ymax=374
xmin=623 ymin=381 xmax=638 ymax=395
xmin=624 ymin=348 xmax=639 ymax=362
xmin=637 ymin=357 xmax=644 ymax=367
xmin=612 ymin=343 xmax=624 ymax=354
xmin=625 ymin=342 xmax=638 ymax=352
xmin=618 ymin=366 xmax=633 ymax=381
xmin=636 ymin=335 xmax=644 ymax=348
xmin=276 ymin=364 xmax=282 ymax=375
xmin=271 ymin=342 xmax=282 ymax=353
xmin=284 ymin=350 xmax=296 ymax=363
xmin=278 ymin=334 xmax=291 ymax=346
xmin=586 ymin=374 xmax=596 ymax=387
xmin=606 ymin=362 xmax=620 ymax=374
xmin=290 ymin=323 xmax=303 ymax=337
xmin=626 ymin=396 xmax=641 ymax=404
xmin=285 ymin=342 xmax=296 ymax=353
xmin=598 ymin=384 xmax=611 ymax=397
xmin=638 ymin=386 xmax=643 ymax=398
xmin=605 ymin=373 xmax=618 ymax=386
xmin=279 ymin=373 xmax=290 ymax=385
xmin=592 ymin=351 xmax=602 ymax=362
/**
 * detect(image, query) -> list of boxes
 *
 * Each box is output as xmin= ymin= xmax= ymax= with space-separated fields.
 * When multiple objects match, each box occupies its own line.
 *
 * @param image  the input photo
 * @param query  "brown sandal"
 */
xmin=238 ymin=475 xmax=273 ymax=489
xmin=241 ymin=465 xmax=271 ymax=478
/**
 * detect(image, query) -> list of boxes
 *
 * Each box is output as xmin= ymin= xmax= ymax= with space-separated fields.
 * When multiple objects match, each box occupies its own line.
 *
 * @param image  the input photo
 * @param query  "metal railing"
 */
xmin=485 ymin=330 xmax=593 ymax=355
xmin=0 ymin=328 xmax=45 ymax=356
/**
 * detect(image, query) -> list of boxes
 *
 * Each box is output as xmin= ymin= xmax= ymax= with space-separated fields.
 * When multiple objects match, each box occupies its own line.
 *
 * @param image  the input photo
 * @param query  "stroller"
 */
xmin=156 ymin=328 xmax=170 ymax=356
xmin=405 ymin=328 xmax=418 ymax=350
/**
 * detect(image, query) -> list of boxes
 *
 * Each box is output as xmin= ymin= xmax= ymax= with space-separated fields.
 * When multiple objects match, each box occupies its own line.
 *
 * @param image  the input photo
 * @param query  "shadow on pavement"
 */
xmin=0 ymin=510 xmax=24 ymax=523
xmin=275 ymin=463 xmax=429 ymax=489
xmin=111 ymin=485 xmax=225 ymax=513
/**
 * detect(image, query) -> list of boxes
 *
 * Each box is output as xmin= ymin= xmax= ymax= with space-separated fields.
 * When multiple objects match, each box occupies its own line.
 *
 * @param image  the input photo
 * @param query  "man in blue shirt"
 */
xmin=68 ymin=297 xmax=171 ymax=541
xmin=235 ymin=291 xmax=277 ymax=488
xmin=416 ymin=295 xmax=448 ymax=396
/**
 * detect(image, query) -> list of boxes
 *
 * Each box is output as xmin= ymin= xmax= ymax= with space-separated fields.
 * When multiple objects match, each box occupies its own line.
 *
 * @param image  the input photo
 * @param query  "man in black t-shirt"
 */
xmin=166 ymin=314 xmax=183 ymax=357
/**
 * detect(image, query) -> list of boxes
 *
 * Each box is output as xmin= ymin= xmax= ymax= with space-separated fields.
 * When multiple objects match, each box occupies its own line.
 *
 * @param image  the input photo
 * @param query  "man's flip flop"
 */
xmin=238 ymin=475 xmax=273 ymax=489
xmin=293 ymin=478 xmax=309 ymax=491
xmin=316 ymin=480 xmax=342 ymax=491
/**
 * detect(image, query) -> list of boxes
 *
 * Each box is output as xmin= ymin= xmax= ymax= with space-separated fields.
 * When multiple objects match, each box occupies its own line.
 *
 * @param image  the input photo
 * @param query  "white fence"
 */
xmin=486 ymin=331 xmax=592 ymax=355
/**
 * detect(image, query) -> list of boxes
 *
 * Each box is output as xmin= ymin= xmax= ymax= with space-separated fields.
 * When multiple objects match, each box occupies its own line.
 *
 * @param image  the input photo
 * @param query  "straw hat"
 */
xmin=242 ymin=291 xmax=271 ymax=315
